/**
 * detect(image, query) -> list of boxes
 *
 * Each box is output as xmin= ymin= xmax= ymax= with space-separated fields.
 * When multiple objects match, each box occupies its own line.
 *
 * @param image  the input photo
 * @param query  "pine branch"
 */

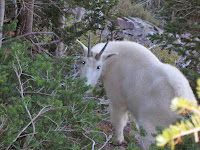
xmin=156 ymin=79 xmax=200 ymax=149
xmin=173 ymin=127 xmax=200 ymax=143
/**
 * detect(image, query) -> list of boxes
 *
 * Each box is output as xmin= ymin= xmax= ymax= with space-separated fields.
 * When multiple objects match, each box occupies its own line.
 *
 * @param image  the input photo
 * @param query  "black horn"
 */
xmin=88 ymin=33 xmax=91 ymax=57
xmin=95 ymin=40 xmax=109 ymax=60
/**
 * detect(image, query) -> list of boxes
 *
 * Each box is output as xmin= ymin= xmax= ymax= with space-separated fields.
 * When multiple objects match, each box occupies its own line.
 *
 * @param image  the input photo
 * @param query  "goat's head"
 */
xmin=77 ymin=34 xmax=117 ymax=93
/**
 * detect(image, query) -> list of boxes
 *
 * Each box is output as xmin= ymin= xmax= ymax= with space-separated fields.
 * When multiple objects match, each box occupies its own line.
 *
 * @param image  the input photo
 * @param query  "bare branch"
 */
xmin=24 ymin=91 xmax=52 ymax=96
xmin=34 ymin=39 xmax=61 ymax=46
xmin=12 ymin=55 xmax=24 ymax=98
xmin=2 ymin=32 xmax=59 ymax=43
xmin=11 ymin=54 xmax=55 ymax=149
xmin=99 ymin=134 xmax=112 ymax=150
xmin=81 ymin=127 xmax=112 ymax=150
xmin=43 ymin=115 xmax=60 ymax=128
xmin=173 ymin=126 xmax=200 ymax=144
xmin=0 ymin=115 xmax=7 ymax=132
xmin=30 ymin=42 xmax=54 ymax=57
xmin=82 ymin=133 xmax=95 ymax=150
xmin=182 ymin=105 xmax=200 ymax=117
xmin=24 ymin=100 xmax=35 ymax=146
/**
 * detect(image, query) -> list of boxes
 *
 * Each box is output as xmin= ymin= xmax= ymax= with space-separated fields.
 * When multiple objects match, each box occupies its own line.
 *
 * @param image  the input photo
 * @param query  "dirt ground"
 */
xmin=94 ymin=98 xmax=141 ymax=150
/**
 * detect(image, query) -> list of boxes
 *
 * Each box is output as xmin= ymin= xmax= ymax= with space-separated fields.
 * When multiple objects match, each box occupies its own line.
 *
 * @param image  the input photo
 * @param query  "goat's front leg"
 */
xmin=110 ymin=103 xmax=128 ymax=145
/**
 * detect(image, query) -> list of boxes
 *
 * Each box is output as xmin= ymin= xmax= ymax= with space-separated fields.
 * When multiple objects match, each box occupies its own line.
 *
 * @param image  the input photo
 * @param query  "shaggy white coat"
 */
xmin=78 ymin=40 xmax=197 ymax=149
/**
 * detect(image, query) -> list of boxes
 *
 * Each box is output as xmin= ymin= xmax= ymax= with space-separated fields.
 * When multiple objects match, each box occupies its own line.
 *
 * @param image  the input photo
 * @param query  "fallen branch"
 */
xmin=99 ymin=134 xmax=112 ymax=150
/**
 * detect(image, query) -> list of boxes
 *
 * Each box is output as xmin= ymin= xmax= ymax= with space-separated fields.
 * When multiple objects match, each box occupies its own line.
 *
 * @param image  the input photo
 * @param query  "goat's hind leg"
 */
xmin=110 ymin=103 xmax=128 ymax=145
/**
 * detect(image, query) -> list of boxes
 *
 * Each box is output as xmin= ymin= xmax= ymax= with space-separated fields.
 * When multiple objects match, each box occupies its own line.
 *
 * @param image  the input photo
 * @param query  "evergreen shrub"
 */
xmin=0 ymin=41 xmax=103 ymax=149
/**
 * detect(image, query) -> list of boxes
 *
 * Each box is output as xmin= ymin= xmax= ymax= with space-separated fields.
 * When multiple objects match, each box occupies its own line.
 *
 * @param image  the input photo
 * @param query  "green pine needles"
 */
xmin=156 ymin=79 xmax=200 ymax=150
xmin=0 ymin=42 xmax=104 ymax=149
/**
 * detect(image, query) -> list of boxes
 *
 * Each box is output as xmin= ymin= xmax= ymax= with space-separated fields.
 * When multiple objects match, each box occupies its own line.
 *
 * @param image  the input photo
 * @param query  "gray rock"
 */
xmin=100 ymin=17 xmax=163 ymax=46
xmin=117 ymin=18 xmax=135 ymax=30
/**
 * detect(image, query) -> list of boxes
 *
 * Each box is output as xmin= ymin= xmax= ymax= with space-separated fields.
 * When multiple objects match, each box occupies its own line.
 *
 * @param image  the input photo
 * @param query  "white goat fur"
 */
xmin=78 ymin=40 xmax=197 ymax=149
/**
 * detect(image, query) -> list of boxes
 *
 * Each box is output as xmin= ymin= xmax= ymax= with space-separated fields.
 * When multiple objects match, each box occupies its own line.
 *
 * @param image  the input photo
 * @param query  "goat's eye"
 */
xmin=97 ymin=66 xmax=101 ymax=69
xmin=82 ymin=61 xmax=86 ymax=64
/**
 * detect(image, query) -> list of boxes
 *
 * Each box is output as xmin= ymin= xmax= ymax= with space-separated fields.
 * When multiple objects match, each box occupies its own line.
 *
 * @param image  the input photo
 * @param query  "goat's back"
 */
xmin=92 ymin=41 xmax=196 ymax=149
xmin=94 ymin=40 xmax=196 ymax=121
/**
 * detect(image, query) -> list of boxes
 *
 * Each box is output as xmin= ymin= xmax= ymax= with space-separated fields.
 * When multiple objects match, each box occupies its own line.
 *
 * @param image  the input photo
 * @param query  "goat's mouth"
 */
xmin=85 ymin=83 xmax=96 ymax=95
xmin=84 ymin=80 xmax=98 ymax=95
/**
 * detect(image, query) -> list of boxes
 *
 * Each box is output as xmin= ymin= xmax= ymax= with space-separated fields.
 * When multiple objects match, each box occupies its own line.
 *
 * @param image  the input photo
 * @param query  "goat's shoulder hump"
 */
xmin=92 ymin=41 xmax=147 ymax=53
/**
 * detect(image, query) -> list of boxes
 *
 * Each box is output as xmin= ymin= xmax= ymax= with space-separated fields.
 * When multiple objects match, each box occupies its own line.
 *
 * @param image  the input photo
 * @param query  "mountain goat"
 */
xmin=77 ymin=35 xmax=197 ymax=149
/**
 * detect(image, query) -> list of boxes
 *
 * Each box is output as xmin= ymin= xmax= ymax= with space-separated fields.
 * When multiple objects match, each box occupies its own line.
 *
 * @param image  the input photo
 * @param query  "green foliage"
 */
xmin=125 ymin=133 xmax=141 ymax=150
xmin=2 ymin=19 xmax=18 ymax=37
xmin=116 ymin=0 xmax=161 ymax=26
xmin=131 ymin=120 xmax=148 ymax=137
xmin=149 ymin=0 xmax=200 ymax=98
xmin=150 ymin=45 xmax=179 ymax=65
xmin=112 ymin=132 xmax=142 ymax=150
xmin=77 ymin=32 xmax=101 ymax=47
xmin=197 ymin=79 xmax=200 ymax=98
xmin=3 ymin=0 xmax=119 ymax=54
xmin=35 ymin=0 xmax=119 ymax=45
xmin=131 ymin=120 xmax=138 ymax=132
xmin=156 ymin=79 xmax=200 ymax=150
xmin=131 ymin=121 xmax=147 ymax=137
xmin=1 ymin=1 xmax=123 ymax=149
xmin=139 ymin=126 xmax=147 ymax=137
xmin=0 ymin=42 xmax=104 ymax=149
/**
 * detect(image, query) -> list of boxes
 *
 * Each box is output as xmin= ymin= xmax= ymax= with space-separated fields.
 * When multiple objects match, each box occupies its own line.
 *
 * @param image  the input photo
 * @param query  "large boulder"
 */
xmin=117 ymin=17 xmax=163 ymax=44
xmin=101 ymin=17 xmax=163 ymax=46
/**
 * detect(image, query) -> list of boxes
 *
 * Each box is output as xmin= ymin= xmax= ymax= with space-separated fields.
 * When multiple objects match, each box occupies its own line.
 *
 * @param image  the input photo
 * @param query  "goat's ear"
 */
xmin=76 ymin=39 xmax=88 ymax=56
xmin=102 ymin=52 xmax=118 ymax=60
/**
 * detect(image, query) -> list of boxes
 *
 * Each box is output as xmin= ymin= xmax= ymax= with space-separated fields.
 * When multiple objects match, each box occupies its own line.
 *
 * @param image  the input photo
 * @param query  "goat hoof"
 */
xmin=113 ymin=139 xmax=127 ymax=146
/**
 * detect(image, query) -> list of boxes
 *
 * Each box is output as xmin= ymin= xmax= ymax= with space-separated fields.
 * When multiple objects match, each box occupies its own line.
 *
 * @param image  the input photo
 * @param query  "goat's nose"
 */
xmin=86 ymin=80 xmax=95 ymax=86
